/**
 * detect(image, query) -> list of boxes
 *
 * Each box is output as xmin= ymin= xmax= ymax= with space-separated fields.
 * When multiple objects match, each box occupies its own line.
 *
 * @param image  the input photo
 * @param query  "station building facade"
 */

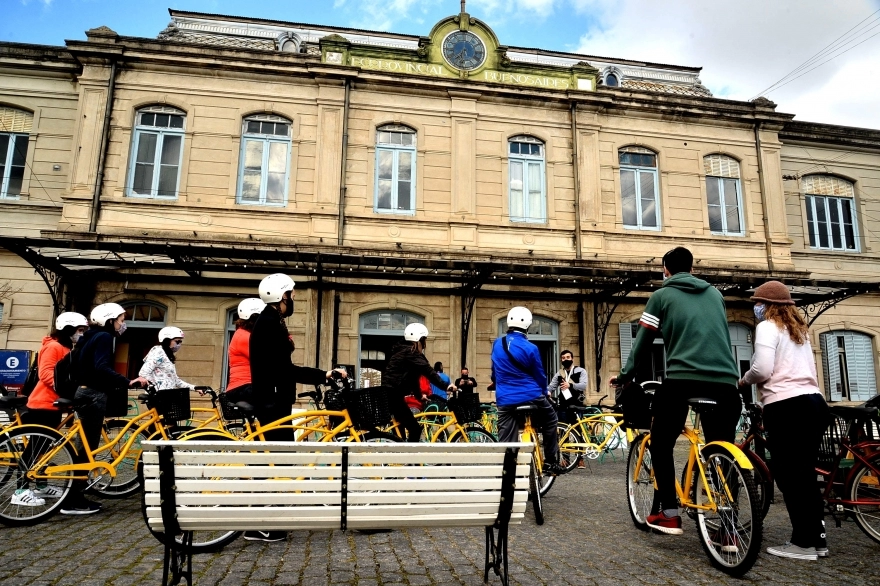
xmin=1 ymin=8 xmax=879 ymax=403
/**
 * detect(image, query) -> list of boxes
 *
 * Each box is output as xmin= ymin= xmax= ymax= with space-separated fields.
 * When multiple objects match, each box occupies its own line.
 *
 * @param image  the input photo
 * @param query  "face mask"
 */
xmin=170 ymin=342 xmax=182 ymax=353
xmin=754 ymin=304 xmax=766 ymax=322
xmin=281 ymin=297 xmax=294 ymax=318
xmin=71 ymin=333 xmax=83 ymax=344
xmin=562 ymin=360 xmax=573 ymax=369
xmin=116 ymin=322 xmax=127 ymax=336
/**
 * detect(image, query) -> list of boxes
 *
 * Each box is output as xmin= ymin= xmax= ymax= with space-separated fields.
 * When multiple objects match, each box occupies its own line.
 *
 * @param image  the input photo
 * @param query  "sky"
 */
xmin=3 ymin=0 xmax=880 ymax=129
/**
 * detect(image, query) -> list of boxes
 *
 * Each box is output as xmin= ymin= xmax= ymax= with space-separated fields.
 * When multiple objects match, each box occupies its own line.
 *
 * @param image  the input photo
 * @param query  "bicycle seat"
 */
xmin=0 ymin=395 xmax=27 ymax=410
xmin=53 ymin=398 xmax=85 ymax=411
xmin=687 ymin=397 xmax=717 ymax=412
xmin=138 ymin=393 xmax=150 ymax=403
xmin=515 ymin=404 xmax=538 ymax=412
xmin=829 ymin=405 xmax=877 ymax=421
xmin=233 ymin=401 xmax=255 ymax=414
xmin=565 ymin=405 xmax=591 ymax=412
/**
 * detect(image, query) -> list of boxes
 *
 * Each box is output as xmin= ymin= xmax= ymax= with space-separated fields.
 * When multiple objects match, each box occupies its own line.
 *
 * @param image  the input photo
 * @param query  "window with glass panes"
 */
xmin=803 ymin=175 xmax=858 ymax=251
xmin=508 ymin=136 xmax=546 ymax=223
xmin=375 ymin=125 xmax=416 ymax=214
xmin=0 ymin=107 xmax=33 ymax=198
xmin=619 ymin=147 xmax=660 ymax=229
xmin=237 ymin=114 xmax=291 ymax=205
xmin=127 ymin=106 xmax=185 ymax=198
xmin=704 ymin=154 xmax=744 ymax=235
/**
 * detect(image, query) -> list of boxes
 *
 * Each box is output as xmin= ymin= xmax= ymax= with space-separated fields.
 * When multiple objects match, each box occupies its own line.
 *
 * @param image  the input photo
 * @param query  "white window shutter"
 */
xmin=844 ymin=332 xmax=876 ymax=402
xmin=619 ymin=322 xmax=635 ymax=370
xmin=820 ymin=333 xmax=842 ymax=402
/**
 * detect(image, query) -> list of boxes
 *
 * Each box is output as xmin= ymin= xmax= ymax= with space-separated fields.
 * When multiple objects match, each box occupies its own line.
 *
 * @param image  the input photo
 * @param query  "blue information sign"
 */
xmin=0 ymin=350 xmax=32 ymax=391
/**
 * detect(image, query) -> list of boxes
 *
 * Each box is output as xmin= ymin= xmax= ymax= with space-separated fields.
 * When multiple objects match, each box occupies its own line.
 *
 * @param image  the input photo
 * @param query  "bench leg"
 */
xmin=162 ymin=533 xmax=193 ymax=586
xmin=484 ymin=526 xmax=510 ymax=586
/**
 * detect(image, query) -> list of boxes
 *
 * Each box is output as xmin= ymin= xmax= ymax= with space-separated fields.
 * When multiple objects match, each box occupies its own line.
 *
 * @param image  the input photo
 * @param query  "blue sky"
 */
xmin=4 ymin=0 xmax=880 ymax=128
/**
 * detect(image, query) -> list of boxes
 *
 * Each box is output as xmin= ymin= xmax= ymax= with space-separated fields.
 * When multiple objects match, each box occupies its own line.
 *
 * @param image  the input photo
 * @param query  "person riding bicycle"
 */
xmin=139 ymin=326 xmax=194 ymax=391
xmin=64 ymin=303 xmax=148 ymax=515
xmin=224 ymin=298 xmax=265 ymax=404
xmin=246 ymin=274 xmax=345 ymax=543
xmin=611 ymin=247 xmax=740 ymax=535
xmin=383 ymin=323 xmax=456 ymax=442
xmin=492 ymin=306 xmax=566 ymax=476
xmin=738 ymin=280 xmax=829 ymax=561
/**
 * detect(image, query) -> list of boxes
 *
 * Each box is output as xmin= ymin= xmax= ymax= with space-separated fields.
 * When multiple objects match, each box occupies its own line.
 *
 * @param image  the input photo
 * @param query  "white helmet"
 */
xmin=258 ymin=273 xmax=295 ymax=303
xmin=90 ymin=303 xmax=126 ymax=326
xmin=55 ymin=312 xmax=88 ymax=330
xmin=507 ymin=306 xmax=533 ymax=330
xmin=158 ymin=326 xmax=185 ymax=343
xmin=404 ymin=323 xmax=429 ymax=342
xmin=238 ymin=298 xmax=266 ymax=320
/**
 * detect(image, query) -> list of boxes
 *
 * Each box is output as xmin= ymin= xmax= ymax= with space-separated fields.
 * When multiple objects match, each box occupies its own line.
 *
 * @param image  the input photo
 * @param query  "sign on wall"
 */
xmin=0 ymin=350 xmax=31 ymax=394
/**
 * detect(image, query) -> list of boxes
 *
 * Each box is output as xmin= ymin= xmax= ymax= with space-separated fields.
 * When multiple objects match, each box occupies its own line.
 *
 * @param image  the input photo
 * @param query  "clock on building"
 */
xmin=442 ymin=31 xmax=486 ymax=71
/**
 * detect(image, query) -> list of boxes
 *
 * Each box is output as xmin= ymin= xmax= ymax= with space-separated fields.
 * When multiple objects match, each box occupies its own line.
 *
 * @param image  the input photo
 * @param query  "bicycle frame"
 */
xmin=387 ymin=411 xmax=470 ymax=442
xmin=820 ymin=437 xmax=880 ymax=508
xmin=242 ymin=409 xmax=366 ymax=442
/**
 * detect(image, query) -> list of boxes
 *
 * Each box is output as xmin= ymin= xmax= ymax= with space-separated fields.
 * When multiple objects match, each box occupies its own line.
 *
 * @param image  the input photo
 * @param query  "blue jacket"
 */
xmin=431 ymin=372 xmax=450 ymax=399
xmin=491 ymin=331 xmax=548 ymax=407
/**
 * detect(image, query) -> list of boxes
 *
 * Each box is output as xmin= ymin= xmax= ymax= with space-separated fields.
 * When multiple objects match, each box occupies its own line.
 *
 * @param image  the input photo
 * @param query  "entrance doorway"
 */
xmin=115 ymin=302 xmax=166 ymax=380
xmin=497 ymin=316 xmax=559 ymax=385
xmin=357 ymin=310 xmax=425 ymax=387
xmin=729 ymin=323 xmax=754 ymax=401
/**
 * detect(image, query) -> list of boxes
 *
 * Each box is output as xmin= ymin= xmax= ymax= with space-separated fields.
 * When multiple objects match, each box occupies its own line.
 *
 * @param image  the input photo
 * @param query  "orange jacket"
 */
xmin=27 ymin=336 xmax=70 ymax=411
xmin=226 ymin=328 xmax=252 ymax=392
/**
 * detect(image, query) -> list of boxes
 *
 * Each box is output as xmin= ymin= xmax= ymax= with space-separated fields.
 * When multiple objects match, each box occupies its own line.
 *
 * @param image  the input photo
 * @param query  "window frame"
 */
xmin=508 ymin=135 xmax=547 ymax=224
xmin=236 ymin=115 xmax=293 ymax=207
xmin=805 ymin=193 xmax=859 ymax=252
xmin=126 ymin=107 xmax=186 ymax=199
xmin=374 ymin=125 xmax=417 ymax=216
xmin=619 ymin=147 xmax=661 ymax=231
xmin=0 ymin=132 xmax=29 ymax=199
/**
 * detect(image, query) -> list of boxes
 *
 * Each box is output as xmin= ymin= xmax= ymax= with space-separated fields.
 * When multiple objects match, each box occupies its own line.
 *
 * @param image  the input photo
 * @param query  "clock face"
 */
xmin=442 ymin=31 xmax=486 ymax=71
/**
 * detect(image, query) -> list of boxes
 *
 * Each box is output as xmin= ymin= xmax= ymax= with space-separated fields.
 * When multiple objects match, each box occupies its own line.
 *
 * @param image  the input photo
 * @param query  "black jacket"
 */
xmin=454 ymin=376 xmax=478 ymax=393
xmin=73 ymin=326 xmax=129 ymax=392
xmin=383 ymin=342 xmax=447 ymax=398
xmin=249 ymin=305 xmax=326 ymax=408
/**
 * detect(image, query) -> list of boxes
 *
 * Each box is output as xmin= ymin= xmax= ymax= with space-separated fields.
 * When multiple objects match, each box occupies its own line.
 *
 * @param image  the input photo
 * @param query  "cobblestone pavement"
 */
xmin=0 ymin=453 xmax=878 ymax=586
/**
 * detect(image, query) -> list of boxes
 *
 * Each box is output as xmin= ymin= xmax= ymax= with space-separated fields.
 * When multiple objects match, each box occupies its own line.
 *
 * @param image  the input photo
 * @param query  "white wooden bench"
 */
xmin=141 ymin=440 xmax=534 ymax=586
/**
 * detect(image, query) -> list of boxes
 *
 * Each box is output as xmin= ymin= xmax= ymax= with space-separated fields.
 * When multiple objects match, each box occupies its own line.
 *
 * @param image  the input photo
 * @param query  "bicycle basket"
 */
xmin=324 ymin=388 xmax=346 ymax=412
xmin=620 ymin=382 xmax=653 ymax=430
xmin=154 ymin=388 xmax=191 ymax=427
xmin=218 ymin=391 xmax=244 ymax=421
xmin=449 ymin=393 xmax=481 ymax=423
xmin=105 ymin=389 xmax=130 ymax=418
xmin=344 ymin=387 xmax=392 ymax=429
xmin=426 ymin=395 xmax=448 ymax=412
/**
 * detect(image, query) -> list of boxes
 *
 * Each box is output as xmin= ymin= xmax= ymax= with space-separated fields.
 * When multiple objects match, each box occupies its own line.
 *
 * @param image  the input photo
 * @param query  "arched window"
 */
xmin=118 ymin=301 xmax=168 ymax=380
xmin=358 ymin=310 xmax=425 ymax=386
xmin=619 ymin=146 xmax=659 ymax=230
xmin=820 ymin=330 xmax=876 ymax=401
xmin=127 ymin=105 xmax=186 ymax=198
xmin=803 ymin=175 xmax=858 ymax=251
xmin=498 ymin=315 xmax=558 ymax=384
xmin=0 ymin=107 xmax=33 ymax=199
xmin=237 ymin=114 xmax=292 ymax=206
xmin=704 ymin=154 xmax=744 ymax=236
xmin=508 ymin=135 xmax=546 ymax=223
xmin=605 ymin=73 xmax=619 ymax=87
xmin=375 ymin=124 xmax=416 ymax=214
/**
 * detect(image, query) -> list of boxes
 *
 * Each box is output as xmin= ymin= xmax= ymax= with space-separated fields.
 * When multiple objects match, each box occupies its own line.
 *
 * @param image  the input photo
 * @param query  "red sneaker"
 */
xmin=646 ymin=512 xmax=683 ymax=535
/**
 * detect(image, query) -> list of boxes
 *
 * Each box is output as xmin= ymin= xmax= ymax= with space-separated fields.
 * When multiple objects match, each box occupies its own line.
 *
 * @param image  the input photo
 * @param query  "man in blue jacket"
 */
xmin=491 ymin=306 xmax=566 ymax=475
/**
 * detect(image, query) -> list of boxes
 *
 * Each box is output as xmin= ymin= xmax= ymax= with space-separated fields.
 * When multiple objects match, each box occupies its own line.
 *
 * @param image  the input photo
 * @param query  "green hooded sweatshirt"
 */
xmin=620 ymin=272 xmax=739 ymax=385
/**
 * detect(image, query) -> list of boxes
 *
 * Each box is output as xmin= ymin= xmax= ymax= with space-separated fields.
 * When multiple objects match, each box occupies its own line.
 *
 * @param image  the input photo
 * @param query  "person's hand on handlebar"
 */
xmin=326 ymin=368 xmax=348 ymax=380
xmin=129 ymin=377 xmax=149 ymax=388
xmin=446 ymin=384 xmax=457 ymax=394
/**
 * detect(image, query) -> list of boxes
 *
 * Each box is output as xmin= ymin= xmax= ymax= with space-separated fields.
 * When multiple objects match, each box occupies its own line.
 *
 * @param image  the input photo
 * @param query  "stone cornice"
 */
xmin=780 ymin=120 xmax=880 ymax=151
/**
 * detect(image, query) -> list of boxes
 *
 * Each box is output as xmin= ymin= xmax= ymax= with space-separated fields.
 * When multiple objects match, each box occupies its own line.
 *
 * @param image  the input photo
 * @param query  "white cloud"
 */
xmin=571 ymin=0 xmax=880 ymax=129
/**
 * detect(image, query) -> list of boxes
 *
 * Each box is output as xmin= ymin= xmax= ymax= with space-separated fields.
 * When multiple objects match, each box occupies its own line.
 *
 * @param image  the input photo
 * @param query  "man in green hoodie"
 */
xmin=612 ymin=247 xmax=741 ymax=535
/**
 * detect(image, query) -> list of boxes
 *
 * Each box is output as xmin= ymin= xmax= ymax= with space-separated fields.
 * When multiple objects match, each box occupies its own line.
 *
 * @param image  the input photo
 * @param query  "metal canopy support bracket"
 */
xmin=2 ymin=240 xmax=71 ymax=317
xmin=591 ymin=278 xmax=644 ymax=392
xmin=799 ymin=285 xmax=880 ymax=326
xmin=460 ymin=268 xmax=492 ymax=368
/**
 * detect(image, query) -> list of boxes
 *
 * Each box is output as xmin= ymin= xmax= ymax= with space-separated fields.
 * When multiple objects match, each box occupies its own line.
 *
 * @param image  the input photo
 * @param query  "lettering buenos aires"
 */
xmin=483 ymin=71 xmax=570 ymax=90
xmin=350 ymin=56 xmax=447 ymax=77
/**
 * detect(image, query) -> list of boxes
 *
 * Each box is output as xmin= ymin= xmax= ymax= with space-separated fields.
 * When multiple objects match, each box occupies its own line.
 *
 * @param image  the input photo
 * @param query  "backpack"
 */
xmin=54 ymin=346 xmax=81 ymax=400
xmin=21 ymin=352 xmax=40 ymax=396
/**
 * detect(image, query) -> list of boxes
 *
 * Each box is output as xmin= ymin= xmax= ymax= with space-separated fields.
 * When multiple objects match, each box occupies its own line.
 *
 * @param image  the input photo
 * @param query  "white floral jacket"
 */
xmin=139 ymin=345 xmax=194 ymax=390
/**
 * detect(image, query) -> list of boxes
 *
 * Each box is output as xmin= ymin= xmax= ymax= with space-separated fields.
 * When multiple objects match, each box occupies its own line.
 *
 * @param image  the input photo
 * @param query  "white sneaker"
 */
xmin=11 ymin=489 xmax=46 ymax=507
xmin=33 ymin=485 xmax=64 ymax=499
xmin=767 ymin=542 xmax=818 ymax=561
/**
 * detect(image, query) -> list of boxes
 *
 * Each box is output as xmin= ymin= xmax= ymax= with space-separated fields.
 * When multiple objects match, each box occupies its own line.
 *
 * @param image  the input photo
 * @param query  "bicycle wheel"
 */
xmin=849 ymin=454 xmax=880 ymax=543
xmin=359 ymin=430 xmax=403 ymax=443
xmin=626 ymin=432 xmax=655 ymax=531
xmin=556 ymin=424 xmax=582 ymax=472
xmin=529 ymin=458 xmax=544 ymax=525
xmin=694 ymin=446 xmax=762 ymax=577
xmin=90 ymin=418 xmax=150 ymax=499
xmin=744 ymin=450 xmax=773 ymax=521
xmin=450 ymin=425 xmax=496 ymax=443
xmin=0 ymin=426 xmax=76 ymax=526
xmin=140 ymin=431 xmax=243 ymax=553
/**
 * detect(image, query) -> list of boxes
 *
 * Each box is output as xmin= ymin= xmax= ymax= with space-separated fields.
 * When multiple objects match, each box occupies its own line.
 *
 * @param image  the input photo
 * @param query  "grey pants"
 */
xmin=497 ymin=395 xmax=559 ymax=464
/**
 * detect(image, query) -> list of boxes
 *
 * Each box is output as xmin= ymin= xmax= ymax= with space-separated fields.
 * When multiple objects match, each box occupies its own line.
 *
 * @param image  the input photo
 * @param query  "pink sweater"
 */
xmin=741 ymin=320 xmax=821 ymax=406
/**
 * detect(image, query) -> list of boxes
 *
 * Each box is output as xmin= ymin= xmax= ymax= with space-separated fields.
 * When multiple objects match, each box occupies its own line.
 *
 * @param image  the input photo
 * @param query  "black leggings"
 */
xmin=764 ymin=393 xmax=829 ymax=548
xmin=387 ymin=389 xmax=421 ymax=442
xmin=649 ymin=380 xmax=742 ymax=511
